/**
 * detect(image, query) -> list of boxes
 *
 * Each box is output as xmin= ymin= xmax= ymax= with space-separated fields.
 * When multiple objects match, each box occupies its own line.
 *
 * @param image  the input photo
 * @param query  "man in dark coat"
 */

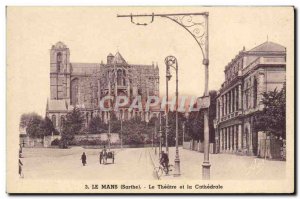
xmin=160 ymin=151 xmax=169 ymax=174
xmin=81 ymin=152 xmax=87 ymax=166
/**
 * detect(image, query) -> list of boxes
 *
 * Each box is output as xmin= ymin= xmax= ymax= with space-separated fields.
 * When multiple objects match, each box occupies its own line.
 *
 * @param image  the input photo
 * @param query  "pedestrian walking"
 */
xmin=99 ymin=151 xmax=102 ymax=164
xmin=81 ymin=152 xmax=87 ymax=166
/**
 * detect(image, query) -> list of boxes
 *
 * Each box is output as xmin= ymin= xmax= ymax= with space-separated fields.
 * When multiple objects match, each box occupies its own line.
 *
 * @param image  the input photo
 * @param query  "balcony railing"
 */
xmin=218 ymin=110 xmax=242 ymax=123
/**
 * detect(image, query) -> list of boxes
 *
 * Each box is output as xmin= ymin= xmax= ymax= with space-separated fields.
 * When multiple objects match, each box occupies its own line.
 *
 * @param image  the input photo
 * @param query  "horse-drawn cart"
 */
xmin=100 ymin=151 xmax=115 ymax=164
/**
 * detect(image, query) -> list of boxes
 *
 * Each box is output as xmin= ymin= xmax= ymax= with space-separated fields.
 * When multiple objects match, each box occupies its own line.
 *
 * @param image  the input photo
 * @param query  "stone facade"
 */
xmin=214 ymin=41 xmax=286 ymax=156
xmin=46 ymin=42 xmax=160 ymax=133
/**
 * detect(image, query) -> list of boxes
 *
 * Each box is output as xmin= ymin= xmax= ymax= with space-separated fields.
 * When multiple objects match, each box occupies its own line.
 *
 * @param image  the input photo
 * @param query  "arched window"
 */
xmin=117 ymin=70 xmax=122 ymax=86
xmin=245 ymin=127 xmax=249 ymax=148
xmin=70 ymin=78 xmax=79 ymax=105
xmin=123 ymin=70 xmax=126 ymax=86
xmin=245 ymin=90 xmax=249 ymax=109
xmin=86 ymin=112 xmax=89 ymax=125
xmin=253 ymin=78 xmax=258 ymax=108
xmin=124 ymin=110 xmax=128 ymax=120
xmin=57 ymin=52 xmax=62 ymax=72
xmin=51 ymin=115 xmax=56 ymax=128
xmin=60 ymin=116 xmax=65 ymax=128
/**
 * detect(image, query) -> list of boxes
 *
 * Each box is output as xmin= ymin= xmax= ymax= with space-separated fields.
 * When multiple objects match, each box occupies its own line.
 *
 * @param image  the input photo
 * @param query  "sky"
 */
xmin=7 ymin=7 xmax=293 ymax=117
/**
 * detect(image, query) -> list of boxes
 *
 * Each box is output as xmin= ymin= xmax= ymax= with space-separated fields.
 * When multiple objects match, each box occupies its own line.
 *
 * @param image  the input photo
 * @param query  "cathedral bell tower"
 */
xmin=50 ymin=42 xmax=71 ymax=101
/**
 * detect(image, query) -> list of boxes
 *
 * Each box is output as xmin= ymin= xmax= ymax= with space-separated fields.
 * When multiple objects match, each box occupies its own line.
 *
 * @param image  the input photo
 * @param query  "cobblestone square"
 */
xmin=20 ymin=147 xmax=286 ymax=181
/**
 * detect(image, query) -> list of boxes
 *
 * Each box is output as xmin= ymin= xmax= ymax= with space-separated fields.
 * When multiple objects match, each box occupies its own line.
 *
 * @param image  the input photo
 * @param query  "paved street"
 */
xmin=20 ymin=147 xmax=286 ymax=181
xmin=21 ymin=147 xmax=157 ymax=180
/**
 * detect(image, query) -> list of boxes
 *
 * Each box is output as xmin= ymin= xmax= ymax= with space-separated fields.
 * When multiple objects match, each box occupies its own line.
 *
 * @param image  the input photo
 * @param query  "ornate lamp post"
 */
xmin=165 ymin=62 xmax=172 ymax=155
xmin=165 ymin=55 xmax=180 ymax=176
xmin=117 ymin=12 xmax=210 ymax=179
xmin=159 ymin=111 xmax=163 ymax=158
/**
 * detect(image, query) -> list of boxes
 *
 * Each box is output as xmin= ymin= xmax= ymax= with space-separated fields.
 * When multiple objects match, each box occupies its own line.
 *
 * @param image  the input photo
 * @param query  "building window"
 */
xmin=222 ymin=96 xmax=225 ymax=116
xmin=245 ymin=90 xmax=248 ymax=109
xmin=52 ymin=115 xmax=56 ymax=128
xmin=123 ymin=70 xmax=126 ymax=86
xmin=86 ymin=112 xmax=89 ymax=125
xmin=61 ymin=116 xmax=65 ymax=128
xmin=253 ymin=78 xmax=258 ymax=108
xmin=232 ymin=91 xmax=235 ymax=112
xmin=57 ymin=52 xmax=62 ymax=73
xmin=236 ymin=87 xmax=239 ymax=110
xmin=71 ymin=78 xmax=79 ymax=105
xmin=117 ymin=70 xmax=123 ymax=86
xmin=229 ymin=92 xmax=231 ymax=113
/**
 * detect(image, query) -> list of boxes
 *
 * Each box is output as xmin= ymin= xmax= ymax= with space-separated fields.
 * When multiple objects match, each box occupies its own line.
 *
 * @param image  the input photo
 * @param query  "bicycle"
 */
xmin=154 ymin=164 xmax=174 ymax=179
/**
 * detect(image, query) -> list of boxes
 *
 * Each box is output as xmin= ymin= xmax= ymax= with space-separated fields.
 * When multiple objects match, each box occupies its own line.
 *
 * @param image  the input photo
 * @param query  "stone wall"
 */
xmin=21 ymin=133 xmax=120 ymax=148
xmin=44 ymin=135 xmax=61 ymax=147
xmin=19 ymin=136 xmax=44 ymax=148
xmin=73 ymin=133 xmax=120 ymax=143
xmin=183 ymin=140 xmax=215 ymax=154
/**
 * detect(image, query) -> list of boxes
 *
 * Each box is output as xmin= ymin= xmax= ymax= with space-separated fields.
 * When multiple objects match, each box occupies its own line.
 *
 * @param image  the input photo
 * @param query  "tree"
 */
xmin=20 ymin=113 xmax=60 ymax=138
xmin=60 ymin=108 xmax=85 ymax=148
xmin=208 ymin=90 xmax=217 ymax=142
xmin=165 ymin=111 xmax=186 ymax=146
xmin=19 ymin=112 xmax=41 ymax=129
xmin=87 ymin=115 xmax=106 ymax=134
xmin=121 ymin=117 xmax=150 ymax=145
xmin=254 ymin=84 xmax=286 ymax=139
xmin=26 ymin=114 xmax=44 ymax=138
xmin=186 ymin=111 xmax=203 ymax=141
xmin=40 ymin=116 xmax=58 ymax=136
xmin=110 ymin=113 xmax=121 ymax=133
xmin=185 ymin=90 xmax=217 ymax=143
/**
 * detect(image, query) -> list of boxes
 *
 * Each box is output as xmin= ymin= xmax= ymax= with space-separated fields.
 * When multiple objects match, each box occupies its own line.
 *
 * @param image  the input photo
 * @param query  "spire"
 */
xmin=113 ymin=52 xmax=127 ymax=64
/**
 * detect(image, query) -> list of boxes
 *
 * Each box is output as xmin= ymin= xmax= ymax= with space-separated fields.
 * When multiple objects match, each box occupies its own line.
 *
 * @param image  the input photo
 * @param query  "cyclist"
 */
xmin=160 ymin=151 xmax=169 ymax=174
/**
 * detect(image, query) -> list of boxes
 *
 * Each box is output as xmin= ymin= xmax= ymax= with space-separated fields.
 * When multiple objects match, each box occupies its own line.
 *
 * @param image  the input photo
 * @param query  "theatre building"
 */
xmin=214 ymin=41 xmax=286 ymax=156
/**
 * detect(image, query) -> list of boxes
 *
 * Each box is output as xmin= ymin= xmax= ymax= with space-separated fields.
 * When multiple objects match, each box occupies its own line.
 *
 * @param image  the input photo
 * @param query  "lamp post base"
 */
xmin=173 ymin=158 xmax=181 ymax=177
xmin=202 ymin=161 xmax=211 ymax=180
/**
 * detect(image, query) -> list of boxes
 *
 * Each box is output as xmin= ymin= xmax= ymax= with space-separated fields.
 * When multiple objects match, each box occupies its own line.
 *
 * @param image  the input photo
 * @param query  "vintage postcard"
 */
xmin=6 ymin=6 xmax=294 ymax=194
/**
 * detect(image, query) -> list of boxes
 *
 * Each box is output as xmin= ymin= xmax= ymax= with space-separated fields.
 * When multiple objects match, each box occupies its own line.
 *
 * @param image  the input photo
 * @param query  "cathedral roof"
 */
xmin=249 ymin=41 xmax=286 ymax=52
xmin=112 ymin=52 xmax=127 ymax=64
xmin=47 ymin=99 xmax=68 ymax=111
xmin=71 ymin=63 xmax=101 ymax=74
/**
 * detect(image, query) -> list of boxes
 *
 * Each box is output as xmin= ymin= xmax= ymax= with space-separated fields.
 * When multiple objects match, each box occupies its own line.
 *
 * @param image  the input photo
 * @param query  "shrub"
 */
xmin=51 ymin=138 xmax=60 ymax=146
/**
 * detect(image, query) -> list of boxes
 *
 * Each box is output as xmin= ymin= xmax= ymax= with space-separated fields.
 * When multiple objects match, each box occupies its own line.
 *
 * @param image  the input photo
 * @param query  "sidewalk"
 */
xmin=148 ymin=146 xmax=286 ymax=181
